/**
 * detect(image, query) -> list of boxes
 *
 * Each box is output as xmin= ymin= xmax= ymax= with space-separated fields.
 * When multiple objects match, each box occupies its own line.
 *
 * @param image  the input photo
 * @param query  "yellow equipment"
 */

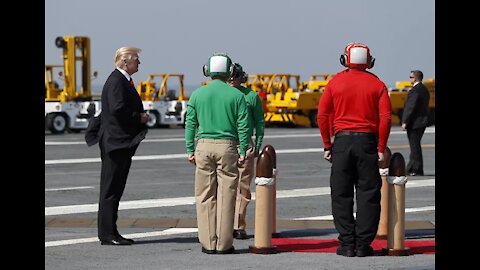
xmin=244 ymin=74 xmax=303 ymax=114
xmin=245 ymin=73 xmax=284 ymax=93
xmin=45 ymin=64 xmax=64 ymax=100
xmin=304 ymin=74 xmax=334 ymax=91
xmin=137 ymin=74 xmax=189 ymax=128
xmin=200 ymin=73 xmax=334 ymax=128
xmin=388 ymin=78 xmax=435 ymax=125
xmin=262 ymin=74 xmax=333 ymax=127
xmin=45 ymin=36 xmax=100 ymax=134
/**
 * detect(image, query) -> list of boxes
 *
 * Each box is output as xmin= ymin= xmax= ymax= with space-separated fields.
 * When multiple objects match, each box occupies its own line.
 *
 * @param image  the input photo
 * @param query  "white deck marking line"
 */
xmin=45 ymin=228 xmax=198 ymax=247
xmin=45 ymin=186 xmax=94 ymax=192
xmin=46 ymin=197 xmax=195 ymax=215
xmin=46 ymin=205 xmax=435 ymax=248
xmin=295 ymin=206 xmax=435 ymax=220
xmin=45 ymin=179 xmax=434 ymax=216
xmin=45 ymin=144 xmax=434 ymax=165
xmin=45 ymin=128 xmax=435 ymax=145
xmin=45 ymin=154 xmax=186 ymax=165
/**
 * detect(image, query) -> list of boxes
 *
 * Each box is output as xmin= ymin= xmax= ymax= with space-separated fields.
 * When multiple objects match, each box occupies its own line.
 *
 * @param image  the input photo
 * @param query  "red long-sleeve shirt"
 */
xmin=317 ymin=69 xmax=391 ymax=153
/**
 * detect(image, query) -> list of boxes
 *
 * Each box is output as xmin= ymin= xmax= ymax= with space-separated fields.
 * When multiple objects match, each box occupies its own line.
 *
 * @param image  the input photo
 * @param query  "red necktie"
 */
xmin=129 ymin=78 xmax=134 ymax=87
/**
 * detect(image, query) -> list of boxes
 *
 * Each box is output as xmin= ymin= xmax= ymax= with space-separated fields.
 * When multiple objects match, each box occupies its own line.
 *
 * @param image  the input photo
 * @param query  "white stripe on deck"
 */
xmin=45 ymin=128 xmax=436 ymax=146
xmin=45 ymin=228 xmax=198 ymax=247
xmin=45 ymin=179 xmax=434 ymax=216
xmin=46 ymin=205 xmax=435 ymax=248
xmin=295 ymin=206 xmax=435 ymax=220
xmin=44 ymin=144 xmax=435 ymax=165
xmin=45 ymin=186 xmax=94 ymax=192
xmin=45 ymin=149 xmax=326 ymax=165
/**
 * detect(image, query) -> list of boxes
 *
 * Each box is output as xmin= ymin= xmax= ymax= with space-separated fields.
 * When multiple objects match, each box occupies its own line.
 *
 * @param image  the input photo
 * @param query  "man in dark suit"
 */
xmin=90 ymin=46 xmax=148 ymax=245
xmin=401 ymin=70 xmax=430 ymax=176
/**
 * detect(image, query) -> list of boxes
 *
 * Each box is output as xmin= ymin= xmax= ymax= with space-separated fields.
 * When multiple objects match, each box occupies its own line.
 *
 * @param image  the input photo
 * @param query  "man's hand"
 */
xmin=238 ymin=155 xmax=245 ymax=166
xmin=401 ymin=123 xmax=407 ymax=131
xmin=188 ymin=153 xmax=196 ymax=166
xmin=378 ymin=152 xmax=384 ymax=162
xmin=140 ymin=112 xmax=149 ymax=124
xmin=324 ymin=150 xmax=332 ymax=163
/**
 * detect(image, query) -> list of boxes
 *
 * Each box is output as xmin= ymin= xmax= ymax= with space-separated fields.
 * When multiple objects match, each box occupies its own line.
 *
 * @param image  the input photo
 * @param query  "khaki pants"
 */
xmin=194 ymin=138 xmax=239 ymax=251
xmin=234 ymin=138 xmax=255 ymax=230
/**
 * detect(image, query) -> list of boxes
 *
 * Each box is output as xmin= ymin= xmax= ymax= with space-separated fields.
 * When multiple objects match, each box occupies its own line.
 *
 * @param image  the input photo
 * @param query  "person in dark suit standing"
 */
xmin=95 ymin=46 xmax=148 ymax=245
xmin=401 ymin=70 xmax=430 ymax=176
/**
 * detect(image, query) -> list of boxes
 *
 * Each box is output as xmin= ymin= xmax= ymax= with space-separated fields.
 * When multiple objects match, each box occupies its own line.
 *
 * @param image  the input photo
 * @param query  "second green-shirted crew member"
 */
xmin=185 ymin=53 xmax=249 ymax=255
xmin=228 ymin=63 xmax=265 ymax=240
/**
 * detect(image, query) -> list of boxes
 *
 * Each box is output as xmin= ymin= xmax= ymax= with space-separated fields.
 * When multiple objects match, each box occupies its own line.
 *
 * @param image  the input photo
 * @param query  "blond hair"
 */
xmin=114 ymin=47 xmax=142 ymax=68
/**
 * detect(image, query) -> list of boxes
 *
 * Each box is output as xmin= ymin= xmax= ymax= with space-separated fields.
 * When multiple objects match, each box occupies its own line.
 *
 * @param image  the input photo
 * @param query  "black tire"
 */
xmin=46 ymin=113 xmax=67 ymax=134
xmin=146 ymin=111 xmax=159 ymax=128
xmin=55 ymin=37 xmax=65 ymax=48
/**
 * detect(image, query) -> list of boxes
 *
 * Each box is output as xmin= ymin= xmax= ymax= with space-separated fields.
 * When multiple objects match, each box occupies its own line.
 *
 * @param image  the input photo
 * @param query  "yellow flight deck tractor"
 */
xmin=388 ymin=78 xmax=435 ymax=125
xmin=244 ymin=73 xmax=281 ymax=93
xmin=45 ymin=36 xmax=101 ymax=134
xmin=263 ymin=74 xmax=334 ymax=127
xmin=137 ymin=73 xmax=189 ymax=128
xmin=244 ymin=73 xmax=299 ymax=114
xmin=303 ymin=74 xmax=334 ymax=91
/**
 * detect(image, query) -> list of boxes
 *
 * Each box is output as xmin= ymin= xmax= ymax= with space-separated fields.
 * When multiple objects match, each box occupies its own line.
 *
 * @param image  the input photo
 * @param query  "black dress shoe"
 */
xmin=356 ymin=245 xmax=374 ymax=257
xmin=100 ymin=238 xmax=132 ymax=246
xmin=118 ymin=235 xmax=135 ymax=244
xmin=217 ymin=246 xmax=235 ymax=254
xmin=336 ymin=246 xmax=355 ymax=257
xmin=233 ymin=229 xmax=248 ymax=240
xmin=201 ymin=247 xmax=216 ymax=254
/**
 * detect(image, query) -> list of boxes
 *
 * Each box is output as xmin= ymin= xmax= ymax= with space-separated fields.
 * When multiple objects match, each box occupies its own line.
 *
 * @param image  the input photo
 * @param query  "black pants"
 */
xmin=97 ymin=142 xmax=137 ymax=240
xmin=330 ymin=135 xmax=381 ymax=249
xmin=406 ymin=127 xmax=426 ymax=175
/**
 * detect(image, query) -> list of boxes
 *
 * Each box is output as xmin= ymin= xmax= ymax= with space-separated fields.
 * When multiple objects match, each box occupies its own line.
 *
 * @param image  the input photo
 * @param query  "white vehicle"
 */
xmin=44 ymin=96 xmax=101 ymax=133
xmin=137 ymin=74 xmax=188 ymax=128
xmin=45 ymin=36 xmax=101 ymax=134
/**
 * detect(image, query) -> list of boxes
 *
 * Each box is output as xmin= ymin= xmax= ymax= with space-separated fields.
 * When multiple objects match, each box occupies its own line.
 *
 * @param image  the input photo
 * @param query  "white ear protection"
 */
xmin=203 ymin=53 xmax=233 ymax=78
xmin=339 ymin=42 xmax=375 ymax=69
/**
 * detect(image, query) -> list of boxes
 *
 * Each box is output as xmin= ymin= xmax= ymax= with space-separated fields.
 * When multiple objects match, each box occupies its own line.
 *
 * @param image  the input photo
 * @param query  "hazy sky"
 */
xmin=45 ymin=0 xmax=435 ymax=90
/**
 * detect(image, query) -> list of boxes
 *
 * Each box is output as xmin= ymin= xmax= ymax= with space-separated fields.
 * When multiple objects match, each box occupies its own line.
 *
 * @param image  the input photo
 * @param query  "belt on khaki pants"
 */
xmin=197 ymin=138 xmax=239 ymax=145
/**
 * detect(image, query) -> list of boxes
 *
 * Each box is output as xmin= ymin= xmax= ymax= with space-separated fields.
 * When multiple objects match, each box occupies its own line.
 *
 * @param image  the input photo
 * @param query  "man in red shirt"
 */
xmin=317 ymin=42 xmax=391 ymax=257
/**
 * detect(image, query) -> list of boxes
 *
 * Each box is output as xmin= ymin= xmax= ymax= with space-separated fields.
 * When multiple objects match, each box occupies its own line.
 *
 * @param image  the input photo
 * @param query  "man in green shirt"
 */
xmin=228 ymin=63 xmax=265 ymax=240
xmin=185 ymin=53 xmax=249 ymax=255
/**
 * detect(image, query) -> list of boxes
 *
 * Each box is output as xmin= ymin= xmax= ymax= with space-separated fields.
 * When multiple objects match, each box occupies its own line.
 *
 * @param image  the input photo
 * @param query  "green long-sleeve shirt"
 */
xmin=239 ymin=86 xmax=265 ymax=150
xmin=185 ymin=79 xmax=249 ymax=156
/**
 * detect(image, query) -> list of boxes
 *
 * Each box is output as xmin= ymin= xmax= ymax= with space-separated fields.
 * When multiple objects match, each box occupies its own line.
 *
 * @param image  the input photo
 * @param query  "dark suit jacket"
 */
xmin=401 ymin=82 xmax=430 ymax=129
xmin=85 ymin=114 xmax=101 ymax=146
xmin=88 ymin=69 xmax=147 ymax=152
